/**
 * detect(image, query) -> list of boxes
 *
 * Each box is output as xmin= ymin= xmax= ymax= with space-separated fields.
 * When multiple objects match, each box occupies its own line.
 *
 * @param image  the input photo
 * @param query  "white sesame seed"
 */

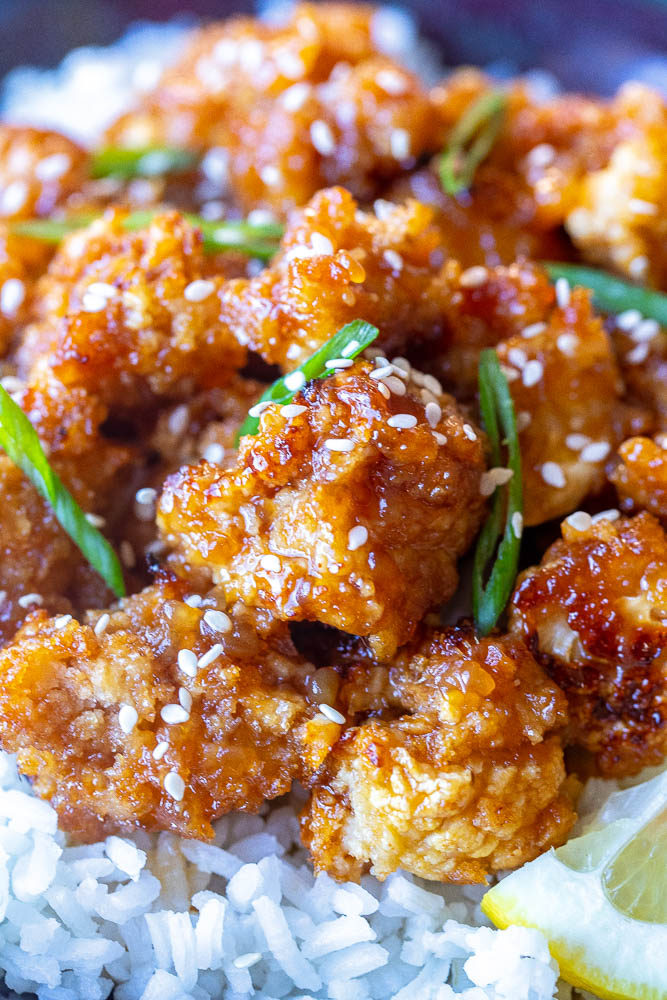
xmin=511 ymin=511 xmax=524 ymax=539
xmin=341 ymin=339 xmax=361 ymax=358
xmin=135 ymin=487 xmax=157 ymax=506
xmin=480 ymin=467 xmax=514 ymax=496
xmin=284 ymin=370 xmax=306 ymax=392
xmin=375 ymin=68 xmax=408 ymax=95
xmin=184 ymin=594 xmax=203 ymax=608
xmin=54 ymin=614 xmax=72 ymax=630
xmin=281 ymin=81 xmax=310 ymax=111
xmin=522 ymin=360 xmax=544 ymax=387
xmin=35 ymin=152 xmax=71 ymax=181
xmin=391 ymin=357 xmax=411 ymax=376
xmin=87 ymin=281 xmax=116 ymax=300
xmin=541 ymin=461 xmax=566 ymax=488
xmin=18 ymin=593 xmax=42 ymax=608
xmin=319 ymin=703 xmax=345 ymax=724
xmin=81 ymin=291 xmax=107 ymax=313
xmin=259 ymin=554 xmax=282 ymax=573
xmin=525 ymin=143 xmax=555 ymax=169
xmin=459 ymin=266 xmax=488 ymax=288
xmin=234 ymin=953 xmax=262 ymax=970
xmin=0 ymin=278 xmax=25 ymax=316
xmin=507 ymin=347 xmax=528 ymax=369
xmin=324 ymin=358 xmax=353 ymax=369
xmin=376 ymin=381 xmax=391 ymax=399
xmin=425 ymin=402 xmax=442 ymax=428
xmin=382 ymin=249 xmax=403 ymax=272
xmin=516 ymin=411 xmax=532 ymax=432
xmin=348 ymin=525 xmax=368 ymax=551
xmin=432 ymin=431 xmax=448 ymax=445
xmin=260 ymin=165 xmax=281 ymax=187
xmin=626 ymin=342 xmax=649 ymax=365
xmin=500 ymin=364 xmax=519 ymax=382
xmin=384 ymin=375 xmax=406 ymax=395
xmin=557 ymin=333 xmax=578 ymax=356
xmin=369 ymin=363 xmax=395 ymax=380
xmin=565 ymin=433 xmax=591 ymax=451
xmin=616 ymin=309 xmax=642 ymax=331
xmin=629 ymin=198 xmax=657 ymax=215
xmin=0 ymin=180 xmax=28 ymax=215
xmin=153 ymin=741 xmax=169 ymax=761
xmin=628 ymin=255 xmax=649 ymax=279
xmin=178 ymin=648 xmax=198 ymax=677
xmin=118 ymin=704 xmax=138 ymax=734
xmin=310 ymin=232 xmax=335 ymax=255
xmin=198 ymin=643 xmax=223 ymax=669
xmin=120 ymin=541 xmax=136 ymax=568
xmin=324 ymin=438 xmax=355 ymax=452
xmin=390 ymin=128 xmax=410 ymax=160
xmin=555 ymin=278 xmax=571 ymax=309
xmin=387 ymin=413 xmax=418 ymax=429
xmin=164 ymin=771 xmax=185 ymax=801
xmin=281 ymin=403 xmax=307 ymax=417
xmin=373 ymin=199 xmax=396 ymax=221
xmin=463 ymin=423 xmax=478 ymax=441
xmin=521 ymin=321 xmax=548 ymax=339
xmin=0 ymin=375 xmax=23 ymax=393
xmin=161 ymin=704 xmax=190 ymax=725
xmin=421 ymin=374 xmax=443 ymax=395
xmin=248 ymin=400 xmax=273 ymax=418
xmin=202 ymin=609 xmax=232 ymax=632
xmin=167 ymin=404 xmax=189 ymax=436
xmin=184 ymin=278 xmax=215 ymax=302
xmin=580 ymin=441 xmax=611 ymax=463
xmin=94 ymin=613 xmax=110 ymax=637
xmin=631 ymin=319 xmax=659 ymax=342
xmin=85 ymin=512 xmax=106 ymax=528
xmin=203 ymin=442 xmax=225 ymax=464
xmin=591 ymin=508 xmax=620 ymax=524
xmin=178 ymin=688 xmax=193 ymax=712
xmin=310 ymin=120 xmax=335 ymax=155
xmin=565 ymin=510 xmax=592 ymax=532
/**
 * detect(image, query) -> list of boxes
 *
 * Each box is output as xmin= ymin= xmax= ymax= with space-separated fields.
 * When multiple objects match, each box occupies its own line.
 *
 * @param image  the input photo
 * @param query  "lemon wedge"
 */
xmin=482 ymin=768 xmax=667 ymax=1000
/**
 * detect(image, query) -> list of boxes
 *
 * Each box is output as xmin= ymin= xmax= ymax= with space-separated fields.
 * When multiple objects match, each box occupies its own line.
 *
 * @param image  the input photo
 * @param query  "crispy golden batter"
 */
xmin=107 ymin=4 xmax=437 ymax=214
xmin=18 ymin=210 xmax=245 ymax=410
xmin=510 ymin=512 xmax=667 ymax=776
xmin=301 ymin=626 xmax=575 ymax=883
xmin=610 ymin=435 xmax=667 ymax=520
xmin=612 ymin=321 xmax=667 ymax=432
xmin=0 ymin=125 xmax=89 ymax=221
xmin=158 ymin=361 xmax=486 ymax=658
xmin=0 ymin=576 xmax=342 ymax=841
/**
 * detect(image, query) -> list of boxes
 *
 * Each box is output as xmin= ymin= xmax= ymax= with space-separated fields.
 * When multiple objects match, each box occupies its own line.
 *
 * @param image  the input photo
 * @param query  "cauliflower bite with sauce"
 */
xmin=0 ymin=125 xmax=89 ymax=221
xmin=301 ymin=626 xmax=575 ymax=883
xmin=158 ymin=360 xmax=486 ymax=658
xmin=610 ymin=435 xmax=667 ymax=521
xmin=510 ymin=511 xmax=667 ymax=776
xmin=0 ymin=576 xmax=342 ymax=841
xmin=18 ymin=210 xmax=246 ymax=411
xmin=107 ymin=4 xmax=438 ymax=214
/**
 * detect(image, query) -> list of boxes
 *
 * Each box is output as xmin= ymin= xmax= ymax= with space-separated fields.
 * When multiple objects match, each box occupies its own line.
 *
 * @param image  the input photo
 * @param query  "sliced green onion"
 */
xmin=11 ymin=212 xmax=285 ymax=260
xmin=91 ymin=146 xmax=199 ymax=180
xmin=472 ymin=349 xmax=523 ymax=636
xmin=235 ymin=319 xmax=380 ymax=443
xmin=439 ymin=91 xmax=506 ymax=196
xmin=544 ymin=262 xmax=667 ymax=326
xmin=0 ymin=386 xmax=125 ymax=598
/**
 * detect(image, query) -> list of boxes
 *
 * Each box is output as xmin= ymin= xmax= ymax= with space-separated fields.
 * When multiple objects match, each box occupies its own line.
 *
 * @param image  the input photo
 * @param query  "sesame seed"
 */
xmin=541 ymin=461 xmax=566 ymax=488
xmin=167 ymin=404 xmax=189 ymax=436
xmin=178 ymin=688 xmax=193 ymax=712
xmin=178 ymin=648 xmax=198 ymax=677
xmin=153 ymin=741 xmax=169 ymax=761
xmin=310 ymin=232 xmax=335 ymax=255
xmin=284 ymin=370 xmax=306 ymax=392
xmin=432 ymin=431 xmax=447 ymax=445
xmin=94 ymin=613 xmax=110 ymax=637
xmin=384 ymin=375 xmax=406 ymax=395
xmin=260 ymin=165 xmax=281 ymax=187
xmin=370 ymin=363 xmax=395 ymax=380
xmin=616 ymin=309 xmax=642 ymax=331
xmin=18 ymin=593 xmax=42 ymax=608
xmin=281 ymin=82 xmax=310 ymax=111
xmin=631 ymin=319 xmax=659 ymax=342
xmin=184 ymin=279 xmax=215 ymax=302
xmin=511 ymin=511 xmax=524 ymax=539
xmin=391 ymin=357 xmax=411 ymax=375
xmin=390 ymin=128 xmax=410 ymax=159
xmin=87 ymin=281 xmax=116 ymax=300
xmin=383 ymin=249 xmax=403 ymax=272
xmin=507 ymin=347 xmax=528 ymax=369
xmin=120 ymin=541 xmax=136 ymax=568
xmin=161 ymin=704 xmax=190 ymax=725
xmin=521 ymin=321 xmax=547 ymax=339
xmin=341 ymin=339 xmax=361 ymax=358
xmin=319 ymin=703 xmax=345 ymax=724
xmin=198 ymin=643 xmax=223 ymax=669
xmin=628 ymin=255 xmax=649 ymax=279
xmin=348 ymin=525 xmax=368 ymax=551
xmin=422 ymin=374 xmax=443 ymax=395
xmin=164 ymin=771 xmax=185 ymax=801
xmin=118 ymin=705 xmax=138 ymax=734
xmin=54 ymin=614 xmax=72 ymax=630
xmin=629 ymin=198 xmax=657 ymax=215
xmin=184 ymin=594 xmax=203 ymax=608
xmin=525 ymin=143 xmax=555 ymax=169
xmin=281 ymin=403 xmax=307 ymax=417
xmin=522 ymin=360 xmax=544 ymax=387
xmin=480 ymin=467 xmax=514 ymax=496
xmin=516 ymin=411 xmax=532 ymax=432
xmin=81 ymin=291 xmax=107 ymax=313
xmin=557 ymin=333 xmax=578 ymax=356
xmin=85 ymin=512 xmax=106 ymax=528
xmin=565 ymin=510 xmax=592 ymax=532
xmin=463 ymin=423 xmax=477 ymax=441
xmin=0 ymin=180 xmax=28 ymax=215
xmin=0 ymin=375 xmax=23 ymax=393
xmin=580 ymin=441 xmax=611 ymax=463
xmin=565 ymin=433 xmax=591 ymax=451
xmin=324 ymin=358 xmax=353 ymax=369
xmin=234 ymin=953 xmax=262 ymax=970
xmin=202 ymin=608 xmax=232 ymax=632
xmin=425 ymin=402 xmax=442 ymax=428
xmin=35 ymin=152 xmax=71 ymax=181
xmin=203 ymin=442 xmax=225 ymax=464
xmin=376 ymin=382 xmax=391 ymax=399
xmin=626 ymin=342 xmax=649 ymax=365
xmin=135 ymin=487 xmax=157 ymax=506
xmin=375 ymin=68 xmax=408 ymax=95
xmin=0 ymin=591 xmax=7 ymax=605
xmin=555 ymin=278 xmax=571 ymax=309
xmin=591 ymin=508 xmax=620 ymax=524
xmin=500 ymin=364 xmax=519 ymax=382
xmin=0 ymin=278 xmax=25 ymax=316
xmin=459 ymin=266 xmax=488 ymax=288
xmin=259 ymin=554 xmax=282 ymax=573
xmin=310 ymin=120 xmax=335 ymax=155
xmin=324 ymin=438 xmax=355 ymax=452
xmin=248 ymin=400 xmax=273 ymax=418
xmin=387 ymin=413 xmax=418 ymax=429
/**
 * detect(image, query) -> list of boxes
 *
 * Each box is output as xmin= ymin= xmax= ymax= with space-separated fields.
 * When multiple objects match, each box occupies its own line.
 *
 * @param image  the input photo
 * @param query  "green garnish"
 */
xmin=12 ymin=212 xmax=284 ymax=260
xmin=544 ymin=262 xmax=667 ymax=326
xmin=235 ymin=319 xmax=380 ymax=443
xmin=439 ymin=91 xmax=506 ymax=196
xmin=472 ymin=349 xmax=523 ymax=636
xmin=91 ymin=146 xmax=199 ymax=180
xmin=0 ymin=385 xmax=125 ymax=598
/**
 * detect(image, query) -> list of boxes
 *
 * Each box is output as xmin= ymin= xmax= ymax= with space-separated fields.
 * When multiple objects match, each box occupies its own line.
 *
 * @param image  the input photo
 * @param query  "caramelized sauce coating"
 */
xmin=610 ymin=435 xmax=667 ymax=521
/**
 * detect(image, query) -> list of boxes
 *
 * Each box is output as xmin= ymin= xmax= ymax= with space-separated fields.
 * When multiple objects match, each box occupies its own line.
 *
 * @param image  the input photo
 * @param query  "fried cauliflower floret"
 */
xmin=611 ymin=317 xmax=667 ymax=431
xmin=18 ymin=210 xmax=245 ymax=411
xmin=510 ymin=511 xmax=667 ymax=776
xmin=219 ymin=186 xmax=448 ymax=370
xmin=0 ymin=576 xmax=342 ymax=841
xmin=0 ymin=125 xmax=89 ymax=220
xmin=301 ymin=627 xmax=575 ymax=883
xmin=158 ymin=361 xmax=486 ymax=658
xmin=107 ymin=4 xmax=437 ymax=214
xmin=610 ymin=435 xmax=667 ymax=521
